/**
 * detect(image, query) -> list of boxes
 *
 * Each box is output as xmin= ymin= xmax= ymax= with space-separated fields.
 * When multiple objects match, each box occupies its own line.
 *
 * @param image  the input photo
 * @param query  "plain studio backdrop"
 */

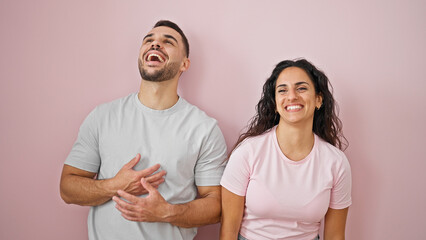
xmin=1 ymin=0 xmax=425 ymax=239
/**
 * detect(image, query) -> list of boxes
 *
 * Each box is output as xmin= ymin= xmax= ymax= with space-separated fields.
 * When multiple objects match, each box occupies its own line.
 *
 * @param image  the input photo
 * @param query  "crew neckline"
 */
xmin=272 ymin=125 xmax=318 ymax=165
xmin=133 ymin=93 xmax=184 ymax=116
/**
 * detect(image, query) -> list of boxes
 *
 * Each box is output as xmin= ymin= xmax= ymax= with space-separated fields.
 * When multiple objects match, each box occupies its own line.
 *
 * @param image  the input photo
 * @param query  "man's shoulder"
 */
xmin=179 ymin=98 xmax=218 ymax=125
xmin=94 ymin=93 xmax=135 ymax=113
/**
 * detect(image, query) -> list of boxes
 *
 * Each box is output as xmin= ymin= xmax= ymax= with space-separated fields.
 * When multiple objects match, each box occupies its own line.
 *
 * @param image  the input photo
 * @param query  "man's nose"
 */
xmin=151 ymin=40 xmax=161 ymax=49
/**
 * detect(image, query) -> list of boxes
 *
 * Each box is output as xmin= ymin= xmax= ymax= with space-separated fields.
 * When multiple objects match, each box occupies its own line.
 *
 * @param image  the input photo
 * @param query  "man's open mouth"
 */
xmin=145 ymin=53 xmax=165 ymax=63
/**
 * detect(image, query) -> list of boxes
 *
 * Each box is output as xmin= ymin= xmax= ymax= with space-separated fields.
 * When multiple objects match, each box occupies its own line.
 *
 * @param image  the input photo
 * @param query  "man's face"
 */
xmin=138 ymin=26 xmax=189 ymax=82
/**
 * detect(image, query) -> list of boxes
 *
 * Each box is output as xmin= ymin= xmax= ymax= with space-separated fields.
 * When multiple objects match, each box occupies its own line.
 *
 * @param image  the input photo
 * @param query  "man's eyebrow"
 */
xmin=143 ymin=33 xmax=153 ymax=41
xmin=142 ymin=33 xmax=178 ymax=44
xmin=276 ymin=81 xmax=310 ymax=88
xmin=163 ymin=34 xmax=178 ymax=43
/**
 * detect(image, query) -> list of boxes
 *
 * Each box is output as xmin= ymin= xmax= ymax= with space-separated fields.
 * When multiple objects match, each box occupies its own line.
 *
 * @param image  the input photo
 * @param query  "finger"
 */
xmin=145 ymin=170 xmax=166 ymax=182
xmin=112 ymin=196 xmax=136 ymax=211
xmin=137 ymin=178 xmax=164 ymax=195
xmin=117 ymin=190 xmax=142 ymax=204
xmin=115 ymin=202 xmax=139 ymax=218
xmin=121 ymin=213 xmax=141 ymax=222
xmin=124 ymin=154 xmax=141 ymax=169
xmin=137 ymin=164 xmax=161 ymax=177
xmin=148 ymin=177 xmax=165 ymax=187
xmin=141 ymin=178 xmax=157 ymax=193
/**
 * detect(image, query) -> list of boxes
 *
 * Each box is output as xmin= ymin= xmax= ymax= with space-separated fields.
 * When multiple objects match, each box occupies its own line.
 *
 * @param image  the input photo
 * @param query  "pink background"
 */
xmin=1 ymin=0 xmax=425 ymax=239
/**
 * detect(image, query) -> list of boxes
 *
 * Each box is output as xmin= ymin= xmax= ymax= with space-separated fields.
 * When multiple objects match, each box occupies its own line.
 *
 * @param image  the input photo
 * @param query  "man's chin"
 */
xmin=140 ymin=71 xmax=168 ymax=82
xmin=144 ymin=63 xmax=164 ymax=69
xmin=145 ymin=62 xmax=165 ymax=68
xmin=139 ymin=61 xmax=180 ymax=82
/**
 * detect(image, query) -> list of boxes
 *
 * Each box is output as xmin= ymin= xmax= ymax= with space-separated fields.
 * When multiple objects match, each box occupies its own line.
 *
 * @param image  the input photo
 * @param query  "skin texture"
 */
xmin=324 ymin=208 xmax=349 ymax=240
xmin=275 ymin=67 xmax=323 ymax=161
xmin=220 ymin=67 xmax=348 ymax=239
xmin=136 ymin=26 xmax=190 ymax=111
xmin=220 ymin=187 xmax=245 ymax=240
xmin=113 ymin=180 xmax=221 ymax=227
xmin=60 ymin=25 xmax=222 ymax=228
xmin=275 ymin=67 xmax=322 ymax=128
xmin=60 ymin=154 xmax=166 ymax=206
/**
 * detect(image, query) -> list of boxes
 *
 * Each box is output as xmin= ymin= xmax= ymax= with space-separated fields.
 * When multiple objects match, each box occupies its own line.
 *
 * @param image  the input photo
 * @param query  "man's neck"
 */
xmin=138 ymin=78 xmax=179 ymax=110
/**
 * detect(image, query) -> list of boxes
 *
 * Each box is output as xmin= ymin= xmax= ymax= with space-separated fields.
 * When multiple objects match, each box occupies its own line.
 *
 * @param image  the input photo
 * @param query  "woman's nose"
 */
xmin=287 ymin=88 xmax=298 ymax=100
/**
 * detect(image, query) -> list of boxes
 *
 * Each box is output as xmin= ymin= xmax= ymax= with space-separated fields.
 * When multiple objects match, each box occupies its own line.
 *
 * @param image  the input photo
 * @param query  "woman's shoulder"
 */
xmin=229 ymin=128 xmax=275 ymax=165
xmin=315 ymin=135 xmax=348 ymax=163
xmin=230 ymin=128 xmax=275 ymax=160
xmin=237 ymin=127 xmax=275 ymax=149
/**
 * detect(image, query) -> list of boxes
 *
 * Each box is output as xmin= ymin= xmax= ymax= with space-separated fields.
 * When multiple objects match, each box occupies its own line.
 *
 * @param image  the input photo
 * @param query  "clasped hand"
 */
xmin=112 ymin=178 xmax=172 ymax=222
xmin=112 ymin=153 xmax=166 ymax=196
xmin=111 ymin=153 xmax=171 ymax=222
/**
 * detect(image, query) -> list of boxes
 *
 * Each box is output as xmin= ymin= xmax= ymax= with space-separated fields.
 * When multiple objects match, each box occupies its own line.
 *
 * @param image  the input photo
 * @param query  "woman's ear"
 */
xmin=316 ymin=93 xmax=323 ymax=109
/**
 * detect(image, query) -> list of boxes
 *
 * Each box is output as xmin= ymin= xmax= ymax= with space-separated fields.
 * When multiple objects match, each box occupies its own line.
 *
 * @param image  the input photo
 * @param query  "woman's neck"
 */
xmin=276 ymin=122 xmax=315 ymax=161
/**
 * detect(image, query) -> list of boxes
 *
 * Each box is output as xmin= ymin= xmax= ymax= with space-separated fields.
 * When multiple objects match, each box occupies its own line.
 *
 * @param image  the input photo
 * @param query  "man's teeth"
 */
xmin=147 ymin=53 xmax=165 ymax=63
xmin=287 ymin=105 xmax=302 ymax=110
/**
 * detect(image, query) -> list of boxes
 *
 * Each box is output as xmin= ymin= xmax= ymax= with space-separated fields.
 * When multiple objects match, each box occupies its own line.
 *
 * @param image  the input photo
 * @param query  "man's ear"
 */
xmin=180 ymin=58 xmax=190 ymax=72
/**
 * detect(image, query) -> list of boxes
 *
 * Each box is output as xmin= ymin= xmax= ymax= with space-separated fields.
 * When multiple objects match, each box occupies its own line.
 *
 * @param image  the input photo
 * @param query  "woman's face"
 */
xmin=275 ymin=67 xmax=322 ymax=126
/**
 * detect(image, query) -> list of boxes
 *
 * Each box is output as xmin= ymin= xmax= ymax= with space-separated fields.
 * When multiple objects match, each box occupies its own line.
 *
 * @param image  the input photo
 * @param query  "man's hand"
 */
xmin=112 ymin=154 xmax=167 ymax=196
xmin=112 ymin=179 xmax=221 ymax=227
xmin=60 ymin=154 xmax=167 ymax=206
xmin=112 ymin=178 xmax=173 ymax=222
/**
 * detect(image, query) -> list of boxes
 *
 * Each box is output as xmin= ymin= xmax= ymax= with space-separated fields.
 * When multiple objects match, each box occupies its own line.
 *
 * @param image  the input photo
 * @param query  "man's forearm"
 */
xmin=60 ymin=174 xmax=116 ymax=206
xmin=61 ymin=157 xmax=167 ymax=207
xmin=112 ymin=180 xmax=222 ymax=226
xmin=166 ymin=192 xmax=221 ymax=228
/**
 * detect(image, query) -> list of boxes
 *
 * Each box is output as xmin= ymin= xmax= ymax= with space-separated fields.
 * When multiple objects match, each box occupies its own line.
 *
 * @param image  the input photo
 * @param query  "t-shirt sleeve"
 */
xmin=329 ymin=153 xmax=352 ymax=209
xmin=194 ymin=123 xmax=227 ymax=186
xmin=64 ymin=108 xmax=101 ymax=173
xmin=220 ymin=144 xmax=251 ymax=196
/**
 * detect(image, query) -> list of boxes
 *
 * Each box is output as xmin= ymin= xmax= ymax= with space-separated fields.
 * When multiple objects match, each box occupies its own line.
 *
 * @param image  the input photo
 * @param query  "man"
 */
xmin=60 ymin=20 xmax=227 ymax=240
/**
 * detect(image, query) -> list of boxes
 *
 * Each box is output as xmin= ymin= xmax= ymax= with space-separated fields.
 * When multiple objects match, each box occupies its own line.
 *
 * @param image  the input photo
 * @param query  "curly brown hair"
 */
xmin=231 ymin=59 xmax=348 ymax=155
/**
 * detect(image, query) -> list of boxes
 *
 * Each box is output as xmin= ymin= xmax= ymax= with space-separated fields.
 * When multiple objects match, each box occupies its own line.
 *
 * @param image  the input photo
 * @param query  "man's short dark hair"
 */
xmin=154 ymin=20 xmax=190 ymax=57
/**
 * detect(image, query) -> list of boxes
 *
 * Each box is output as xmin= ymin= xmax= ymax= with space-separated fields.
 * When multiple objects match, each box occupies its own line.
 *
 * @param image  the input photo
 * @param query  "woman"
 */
xmin=220 ymin=59 xmax=351 ymax=240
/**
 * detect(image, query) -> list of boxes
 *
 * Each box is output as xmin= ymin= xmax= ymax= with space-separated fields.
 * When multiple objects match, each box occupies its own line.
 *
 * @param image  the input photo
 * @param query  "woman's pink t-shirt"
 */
xmin=220 ymin=126 xmax=352 ymax=240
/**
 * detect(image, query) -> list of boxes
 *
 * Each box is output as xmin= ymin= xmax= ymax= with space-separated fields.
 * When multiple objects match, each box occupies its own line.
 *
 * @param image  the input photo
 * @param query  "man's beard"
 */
xmin=138 ymin=59 xmax=180 ymax=82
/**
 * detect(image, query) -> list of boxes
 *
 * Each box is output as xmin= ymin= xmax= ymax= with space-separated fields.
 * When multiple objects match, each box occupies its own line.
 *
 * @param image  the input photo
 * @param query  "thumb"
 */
xmin=141 ymin=177 xmax=156 ymax=193
xmin=125 ymin=153 xmax=141 ymax=169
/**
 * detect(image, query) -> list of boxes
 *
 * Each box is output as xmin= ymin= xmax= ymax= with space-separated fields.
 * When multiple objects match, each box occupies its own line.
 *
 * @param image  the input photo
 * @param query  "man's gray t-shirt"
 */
xmin=65 ymin=93 xmax=227 ymax=240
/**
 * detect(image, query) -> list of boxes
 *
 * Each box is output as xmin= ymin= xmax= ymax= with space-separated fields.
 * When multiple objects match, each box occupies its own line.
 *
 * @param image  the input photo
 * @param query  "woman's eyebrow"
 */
xmin=276 ymin=82 xmax=309 ymax=88
xmin=295 ymin=81 xmax=310 ymax=86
